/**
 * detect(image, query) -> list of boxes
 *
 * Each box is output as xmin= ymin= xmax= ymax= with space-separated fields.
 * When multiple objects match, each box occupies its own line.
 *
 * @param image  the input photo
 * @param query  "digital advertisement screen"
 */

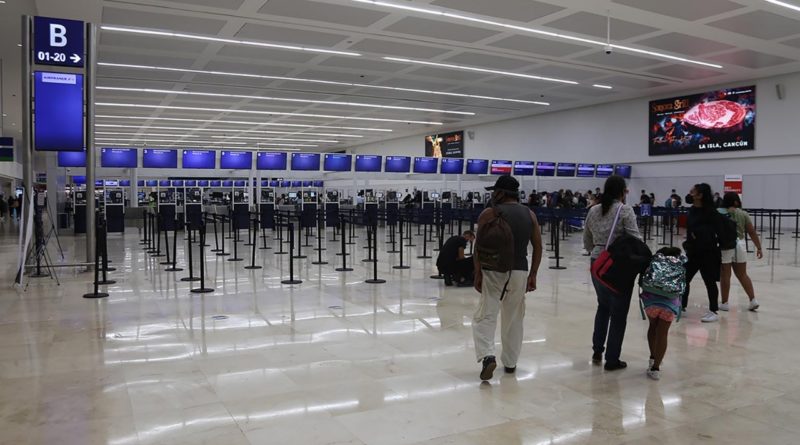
xmin=385 ymin=156 xmax=411 ymax=173
xmin=291 ymin=153 xmax=320 ymax=171
xmin=323 ymin=153 xmax=352 ymax=172
xmin=466 ymin=159 xmax=488 ymax=175
xmin=34 ymin=72 xmax=84 ymax=151
xmin=440 ymin=158 xmax=464 ymax=174
xmin=557 ymin=163 xmax=577 ymax=177
xmin=355 ymin=155 xmax=382 ymax=172
xmin=577 ymin=163 xmax=596 ymax=178
xmin=220 ymin=150 xmax=253 ymax=170
xmin=413 ymin=157 xmax=439 ymax=174
xmin=57 ymin=151 xmax=86 ymax=167
xmin=513 ymin=161 xmax=535 ymax=176
xmin=536 ymin=162 xmax=556 ymax=177
xmin=425 ymin=130 xmax=464 ymax=158
xmin=146 ymin=180 xmax=158 ymax=187
xmin=257 ymin=152 xmax=287 ymax=170
xmin=490 ymin=160 xmax=512 ymax=175
xmin=649 ymin=85 xmax=755 ymax=156
xmin=143 ymin=149 xmax=178 ymax=168
xmin=596 ymin=164 xmax=614 ymax=178
xmin=100 ymin=148 xmax=138 ymax=168
xmin=614 ymin=164 xmax=632 ymax=178
xmin=182 ymin=150 xmax=215 ymax=169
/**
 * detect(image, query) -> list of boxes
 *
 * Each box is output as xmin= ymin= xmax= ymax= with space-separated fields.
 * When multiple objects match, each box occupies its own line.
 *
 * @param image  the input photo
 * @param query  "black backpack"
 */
xmin=718 ymin=212 xmax=738 ymax=250
xmin=475 ymin=208 xmax=515 ymax=272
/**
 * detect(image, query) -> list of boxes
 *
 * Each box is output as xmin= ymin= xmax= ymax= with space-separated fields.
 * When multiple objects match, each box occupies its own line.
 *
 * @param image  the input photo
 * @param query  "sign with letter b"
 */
xmin=33 ymin=16 xmax=84 ymax=68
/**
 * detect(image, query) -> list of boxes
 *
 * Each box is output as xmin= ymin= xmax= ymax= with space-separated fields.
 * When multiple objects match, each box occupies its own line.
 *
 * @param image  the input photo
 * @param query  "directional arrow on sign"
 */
xmin=70 ymin=54 xmax=81 ymax=64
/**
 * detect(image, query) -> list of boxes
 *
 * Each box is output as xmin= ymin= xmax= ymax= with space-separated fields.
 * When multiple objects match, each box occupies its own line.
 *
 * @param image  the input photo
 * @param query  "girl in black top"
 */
xmin=682 ymin=183 xmax=723 ymax=323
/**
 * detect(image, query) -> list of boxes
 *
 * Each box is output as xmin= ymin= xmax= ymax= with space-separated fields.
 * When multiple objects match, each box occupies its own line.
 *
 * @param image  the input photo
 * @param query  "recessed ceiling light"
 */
xmin=17 ymin=44 xmax=22 ymax=47
xmin=96 ymin=114 xmax=393 ymax=132
xmin=353 ymin=0 xmax=723 ymax=69
xmin=98 ymin=63 xmax=550 ymax=106
xmin=94 ymin=124 xmax=364 ymax=138
xmin=95 ymin=103 xmax=444 ymax=125
xmin=100 ymin=25 xmax=361 ymax=57
xmin=95 ymin=86 xmax=475 ymax=116
xmin=383 ymin=57 xmax=578 ymax=84
xmin=765 ymin=0 xmax=800 ymax=12
xmin=592 ymin=84 xmax=613 ymax=89
xmin=94 ymin=137 xmax=316 ymax=147
xmin=95 ymin=131 xmax=338 ymax=143
xmin=209 ymin=135 xmax=338 ymax=143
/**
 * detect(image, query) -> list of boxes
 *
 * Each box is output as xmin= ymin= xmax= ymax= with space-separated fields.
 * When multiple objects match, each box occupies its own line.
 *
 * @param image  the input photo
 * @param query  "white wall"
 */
xmin=346 ymin=71 xmax=800 ymax=209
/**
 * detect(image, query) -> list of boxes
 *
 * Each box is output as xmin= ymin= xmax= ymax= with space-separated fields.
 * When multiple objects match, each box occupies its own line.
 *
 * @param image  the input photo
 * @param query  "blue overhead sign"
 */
xmin=33 ymin=16 xmax=85 ymax=68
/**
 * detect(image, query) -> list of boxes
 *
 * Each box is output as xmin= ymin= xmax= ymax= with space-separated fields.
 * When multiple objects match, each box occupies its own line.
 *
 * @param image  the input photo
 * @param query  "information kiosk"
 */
xmin=385 ymin=190 xmax=399 ymax=227
xmin=363 ymin=189 xmax=378 ymax=227
xmin=325 ymin=190 xmax=340 ymax=228
xmin=300 ymin=189 xmax=318 ymax=229
xmin=185 ymin=180 xmax=203 ymax=229
xmin=259 ymin=184 xmax=276 ymax=229
xmin=104 ymin=184 xmax=125 ymax=233
xmin=157 ymin=181 xmax=177 ymax=231
xmin=73 ymin=189 xmax=87 ymax=234
xmin=232 ymin=180 xmax=250 ymax=232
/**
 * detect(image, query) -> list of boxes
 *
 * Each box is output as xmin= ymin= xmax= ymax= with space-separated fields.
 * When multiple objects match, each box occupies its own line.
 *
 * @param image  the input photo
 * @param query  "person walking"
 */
xmin=583 ymin=175 xmax=641 ymax=371
xmin=718 ymin=192 xmax=762 ymax=312
xmin=682 ymin=184 xmax=724 ymax=322
xmin=472 ymin=175 xmax=542 ymax=381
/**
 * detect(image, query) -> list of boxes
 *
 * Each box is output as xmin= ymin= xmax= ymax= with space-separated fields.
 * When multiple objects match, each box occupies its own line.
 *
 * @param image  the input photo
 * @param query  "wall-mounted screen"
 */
xmin=313 ymin=180 xmax=324 ymax=187
xmin=137 ymin=180 xmax=145 ymax=187
xmin=182 ymin=150 xmax=215 ymax=169
xmin=466 ymin=159 xmax=488 ymax=175
xmin=302 ymin=180 xmax=312 ymax=187
xmin=210 ymin=180 xmax=221 ymax=187
xmin=57 ymin=151 xmax=86 ymax=167
xmin=100 ymin=148 xmax=138 ymax=168
xmin=513 ymin=161 xmax=535 ymax=176
xmin=536 ymin=162 xmax=556 ymax=177
xmin=198 ymin=180 xmax=209 ymax=187
xmin=143 ymin=149 xmax=178 ymax=168
xmin=222 ymin=180 xmax=234 ymax=187
xmin=324 ymin=153 xmax=352 ymax=172
xmin=280 ymin=181 xmax=291 ymax=187
xmin=185 ymin=180 xmax=197 ymax=187
xmin=220 ymin=150 xmax=253 ymax=170
xmin=291 ymin=153 xmax=320 ymax=171
xmin=556 ymin=163 xmax=576 ymax=177
xmin=172 ymin=180 xmax=184 ymax=187
xmin=440 ymin=158 xmax=464 ymax=174
xmin=614 ymin=164 xmax=632 ymax=178
xmin=146 ymin=180 xmax=158 ymax=187
xmin=385 ymin=156 xmax=411 ymax=173
xmin=119 ymin=180 xmax=131 ymax=186
xmin=577 ymin=163 xmax=596 ymax=178
xmin=490 ymin=160 xmax=512 ymax=175
xmin=425 ymin=130 xmax=464 ymax=158
xmin=649 ymin=85 xmax=755 ymax=156
xmin=257 ymin=152 xmax=287 ymax=170
xmin=355 ymin=155 xmax=382 ymax=172
xmin=234 ymin=180 xmax=247 ymax=187
xmin=73 ymin=175 xmax=86 ymax=185
xmin=269 ymin=180 xmax=279 ymax=187
xmin=104 ymin=180 xmax=119 ymax=187
xmin=596 ymin=164 xmax=613 ymax=178
xmin=158 ymin=180 xmax=171 ymax=187
xmin=291 ymin=180 xmax=302 ymax=187
xmin=413 ymin=157 xmax=438 ymax=174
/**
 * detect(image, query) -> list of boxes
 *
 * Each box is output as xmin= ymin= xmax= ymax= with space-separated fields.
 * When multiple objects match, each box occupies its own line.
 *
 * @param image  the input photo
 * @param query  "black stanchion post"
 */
xmin=181 ymin=227 xmax=200 ymax=282
xmin=768 ymin=214 xmax=779 ymax=251
xmin=366 ymin=222 xmax=386 ymax=284
xmin=97 ymin=217 xmax=116 ymax=285
xmin=211 ymin=215 xmax=221 ymax=252
xmin=293 ymin=216 xmax=307 ymax=259
xmin=313 ymin=216 xmax=328 ymax=265
xmin=282 ymin=223 xmax=302 ymax=284
xmin=363 ymin=224 xmax=375 ymax=262
xmin=245 ymin=216 xmax=262 ymax=270
xmin=83 ymin=214 xmax=109 ymax=299
xmin=794 ymin=210 xmax=800 ymax=239
xmin=160 ymin=219 xmax=173 ymax=265
xmin=549 ymin=217 xmax=567 ymax=270
xmin=548 ymin=216 xmax=563 ymax=260
xmin=418 ymin=223 xmax=431 ymax=259
xmin=275 ymin=214 xmax=287 ymax=255
xmin=153 ymin=213 xmax=164 ymax=257
xmin=394 ymin=217 xmax=410 ymax=270
xmin=140 ymin=211 xmax=148 ymax=245
xmin=165 ymin=221 xmax=183 ymax=272
xmin=217 ymin=216 xmax=229 ymax=256
xmin=228 ymin=217 xmax=243 ymax=262
xmin=336 ymin=220 xmax=353 ymax=271
xmin=191 ymin=224 xmax=214 ymax=293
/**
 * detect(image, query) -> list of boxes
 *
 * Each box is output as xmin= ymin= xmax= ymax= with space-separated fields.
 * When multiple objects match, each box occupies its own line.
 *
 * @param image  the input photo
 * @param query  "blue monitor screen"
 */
xmin=185 ymin=180 xmax=197 ymax=187
xmin=292 ymin=180 xmax=302 ymax=187
xmin=57 ymin=151 xmax=86 ymax=167
xmin=104 ymin=180 xmax=118 ymax=187
xmin=158 ymin=180 xmax=171 ymax=187
xmin=234 ymin=180 xmax=247 ymax=187
xmin=73 ymin=175 xmax=86 ymax=185
xmin=182 ymin=150 xmax=215 ymax=169
xmin=220 ymin=150 xmax=253 ymax=170
xmin=257 ymin=152 xmax=287 ymax=170
xmin=146 ymin=180 xmax=158 ymax=187
xmin=466 ymin=159 xmax=489 ymax=175
xmin=119 ymin=180 xmax=131 ymax=187
xmin=137 ymin=180 xmax=145 ymax=187
xmin=536 ymin=162 xmax=556 ymax=177
xmin=413 ymin=157 xmax=438 ymax=174
xmin=596 ymin=164 xmax=613 ymax=178
xmin=313 ymin=180 xmax=324 ymax=187
xmin=143 ymin=149 xmax=178 ymax=168
xmin=556 ymin=163 xmax=576 ymax=177
xmin=355 ymin=155 xmax=382 ymax=172
xmin=222 ymin=180 xmax=234 ymax=187
xmin=513 ymin=161 xmax=535 ymax=176
xmin=614 ymin=164 xmax=632 ymax=178
xmin=302 ymin=180 xmax=312 ymax=187
xmin=440 ymin=158 xmax=464 ymax=174
xmin=577 ymin=163 xmax=596 ymax=178
xmin=95 ymin=180 xmax=103 ymax=187
xmin=270 ymin=180 xmax=279 ymax=187
xmin=291 ymin=153 xmax=320 ymax=171
xmin=100 ymin=148 xmax=138 ymax=168
xmin=172 ymin=180 xmax=184 ymax=187
xmin=198 ymin=180 xmax=209 ymax=187
xmin=210 ymin=180 xmax=221 ymax=187
xmin=34 ymin=72 xmax=84 ymax=151
xmin=490 ymin=160 xmax=513 ymax=175
xmin=324 ymin=153 xmax=352 ymax=172
xmin=280 ymin=181 xmax=291 ymax=187
xmin=385 ymin=156 xmax=411 ymax=173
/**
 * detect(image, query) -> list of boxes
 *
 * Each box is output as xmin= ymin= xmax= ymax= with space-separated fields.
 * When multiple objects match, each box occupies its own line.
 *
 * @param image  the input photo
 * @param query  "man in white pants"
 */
xmin=473 ymin=175 xmax=543 ymax=380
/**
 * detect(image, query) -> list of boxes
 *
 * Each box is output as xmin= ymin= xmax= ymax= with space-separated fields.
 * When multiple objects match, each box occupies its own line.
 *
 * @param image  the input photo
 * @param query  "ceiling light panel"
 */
xmin=383 ymin=57 xmax=578 ymax=84
xmin=94 ymin=137 xmax=316 ymax=147
xmin=95 ymin=131 xmax=338 ymax=143
xmin=96 ymin=114 xmax=393 ymax=132
xmin=95 ymin=124 xmax=364 ymax=138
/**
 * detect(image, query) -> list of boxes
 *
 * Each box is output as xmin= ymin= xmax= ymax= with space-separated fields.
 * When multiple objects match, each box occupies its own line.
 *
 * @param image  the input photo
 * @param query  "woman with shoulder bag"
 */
xmin=681 ymin=184 xmax=723 ymax=322
xmin=583 ymin=175 xmax=642 ymax=371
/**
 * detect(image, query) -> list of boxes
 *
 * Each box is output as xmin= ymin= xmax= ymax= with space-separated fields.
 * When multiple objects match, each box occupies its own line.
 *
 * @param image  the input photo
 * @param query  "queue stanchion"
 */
xmin=405 ymin=211 xmax=416 ymax=246
xmin=350 ymin=210 xmax=358 ymax=239
xmin=393 ymin=216 xmax=410 ymax=270
xmin=260 ymin=225 xmax=271 ymax=250
xmin=191 ymin=223 xmax=214 ymax=293
xmin=160 ymin=218 xmax=173 ymax=266
xmin=659 ymin=211 xmax=670 ymax=246
xmin=228 ymin=217 xmax=244 ymax=262
xmin=335 ymin=219 xmax=353 ymax=272
xmin=281 ymin=223 xmax=302 ymax=284
xmin=293 ymin=216 xmax=307 ymax=259
xmin=217 ymin=216 xmax=229 ymax=256
xmin=140 ymin=211 xmax=148 ymax=245
xmin=165 ymin=219 xmax=183 ymax=272
xmin=245 ymin=215 xmax=262 ymax=270
xmin=314 ymin=210 xmax=326 ymax=251
xmin=387 ymin=221 xmax=399 ymax=254
xmin=312 ymin=216 xmax=328 ymax=265
xmin=274 ymin=214 xmax=288 ymax=255
xmin=767 ymin=214 xmax=779 ymax=251
xmin=548 ymin=216 xmax=564 ymax=260
xmin=794 ymin=209 xmax=800 ymax=239
xmin=152 ymin=213 xmax=165 ymax=257
xmin=365 ymin=222 xmax=386 ymax=284
xmin=362 ymin=224 xmax=375 ymax=263
xmin=180 ymin=225 xmax=200 ymax=282
xmin=145 ymin=213 xmax=155 ymax=253
xmin=96 ymin=215 xmax=116 ymax=285
xmin=211 ymin=215 xmax=221 ymax=252
xmin=243 ymin=217 xmax=253 ymax=247
xmin=549 ymin=217 xmax=567 ymax=270
xmin=83 ymin=213 xmax=110 ymax=299
xmin=418 ymin=223 xmax=432 ymax=259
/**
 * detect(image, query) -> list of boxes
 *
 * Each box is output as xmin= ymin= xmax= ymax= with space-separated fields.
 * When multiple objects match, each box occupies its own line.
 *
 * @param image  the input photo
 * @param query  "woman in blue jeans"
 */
xmin=583 ymin=176 xmax=641 ymax=370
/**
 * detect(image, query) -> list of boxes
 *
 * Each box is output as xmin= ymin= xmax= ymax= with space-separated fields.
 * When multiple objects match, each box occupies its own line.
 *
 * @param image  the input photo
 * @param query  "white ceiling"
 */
xmin=1 ymin=0 xmax=799 ymax=153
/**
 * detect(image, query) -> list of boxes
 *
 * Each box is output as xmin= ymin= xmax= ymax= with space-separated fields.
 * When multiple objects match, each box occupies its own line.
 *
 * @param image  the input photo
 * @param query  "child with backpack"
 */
xmin=639 ymin=247 xmax=687 ymax=380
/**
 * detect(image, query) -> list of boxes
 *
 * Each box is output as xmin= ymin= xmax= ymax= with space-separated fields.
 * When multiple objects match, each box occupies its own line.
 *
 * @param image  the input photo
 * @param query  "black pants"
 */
xmin=591 ymin=274 xmax=632 ymax=362
xmin=682 ymin=252 xmax=720 ymax=312
xmin=438 ymin=258 xmax=473 ymax=283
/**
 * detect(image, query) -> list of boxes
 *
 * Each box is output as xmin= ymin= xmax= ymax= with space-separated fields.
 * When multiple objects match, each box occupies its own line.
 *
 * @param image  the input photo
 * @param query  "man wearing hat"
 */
xmin=473 ymin=175 xmax=543 ymax=380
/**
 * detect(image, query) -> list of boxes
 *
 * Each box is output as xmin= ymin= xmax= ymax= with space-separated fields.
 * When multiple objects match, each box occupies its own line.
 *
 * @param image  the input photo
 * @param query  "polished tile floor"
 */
xmin=2 ymin=219 xmax=800 ymax=444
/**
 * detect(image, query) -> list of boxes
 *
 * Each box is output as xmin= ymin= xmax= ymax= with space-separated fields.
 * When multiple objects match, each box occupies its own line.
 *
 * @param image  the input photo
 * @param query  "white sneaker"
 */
xmin=749 ymin=299 xmax=760 ymax=311
xmin=647 ymin=369 xmax=661 ymax=380
xmin=718 ymin=303 xmax=729 ymax=311
xmin=701 ymin=312 xmax=719 ymax=323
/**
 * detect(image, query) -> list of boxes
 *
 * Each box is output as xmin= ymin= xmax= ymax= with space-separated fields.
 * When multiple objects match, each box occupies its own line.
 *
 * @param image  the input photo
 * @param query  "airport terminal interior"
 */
xmin=2 ymin=0 xmax=800 ymax=444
